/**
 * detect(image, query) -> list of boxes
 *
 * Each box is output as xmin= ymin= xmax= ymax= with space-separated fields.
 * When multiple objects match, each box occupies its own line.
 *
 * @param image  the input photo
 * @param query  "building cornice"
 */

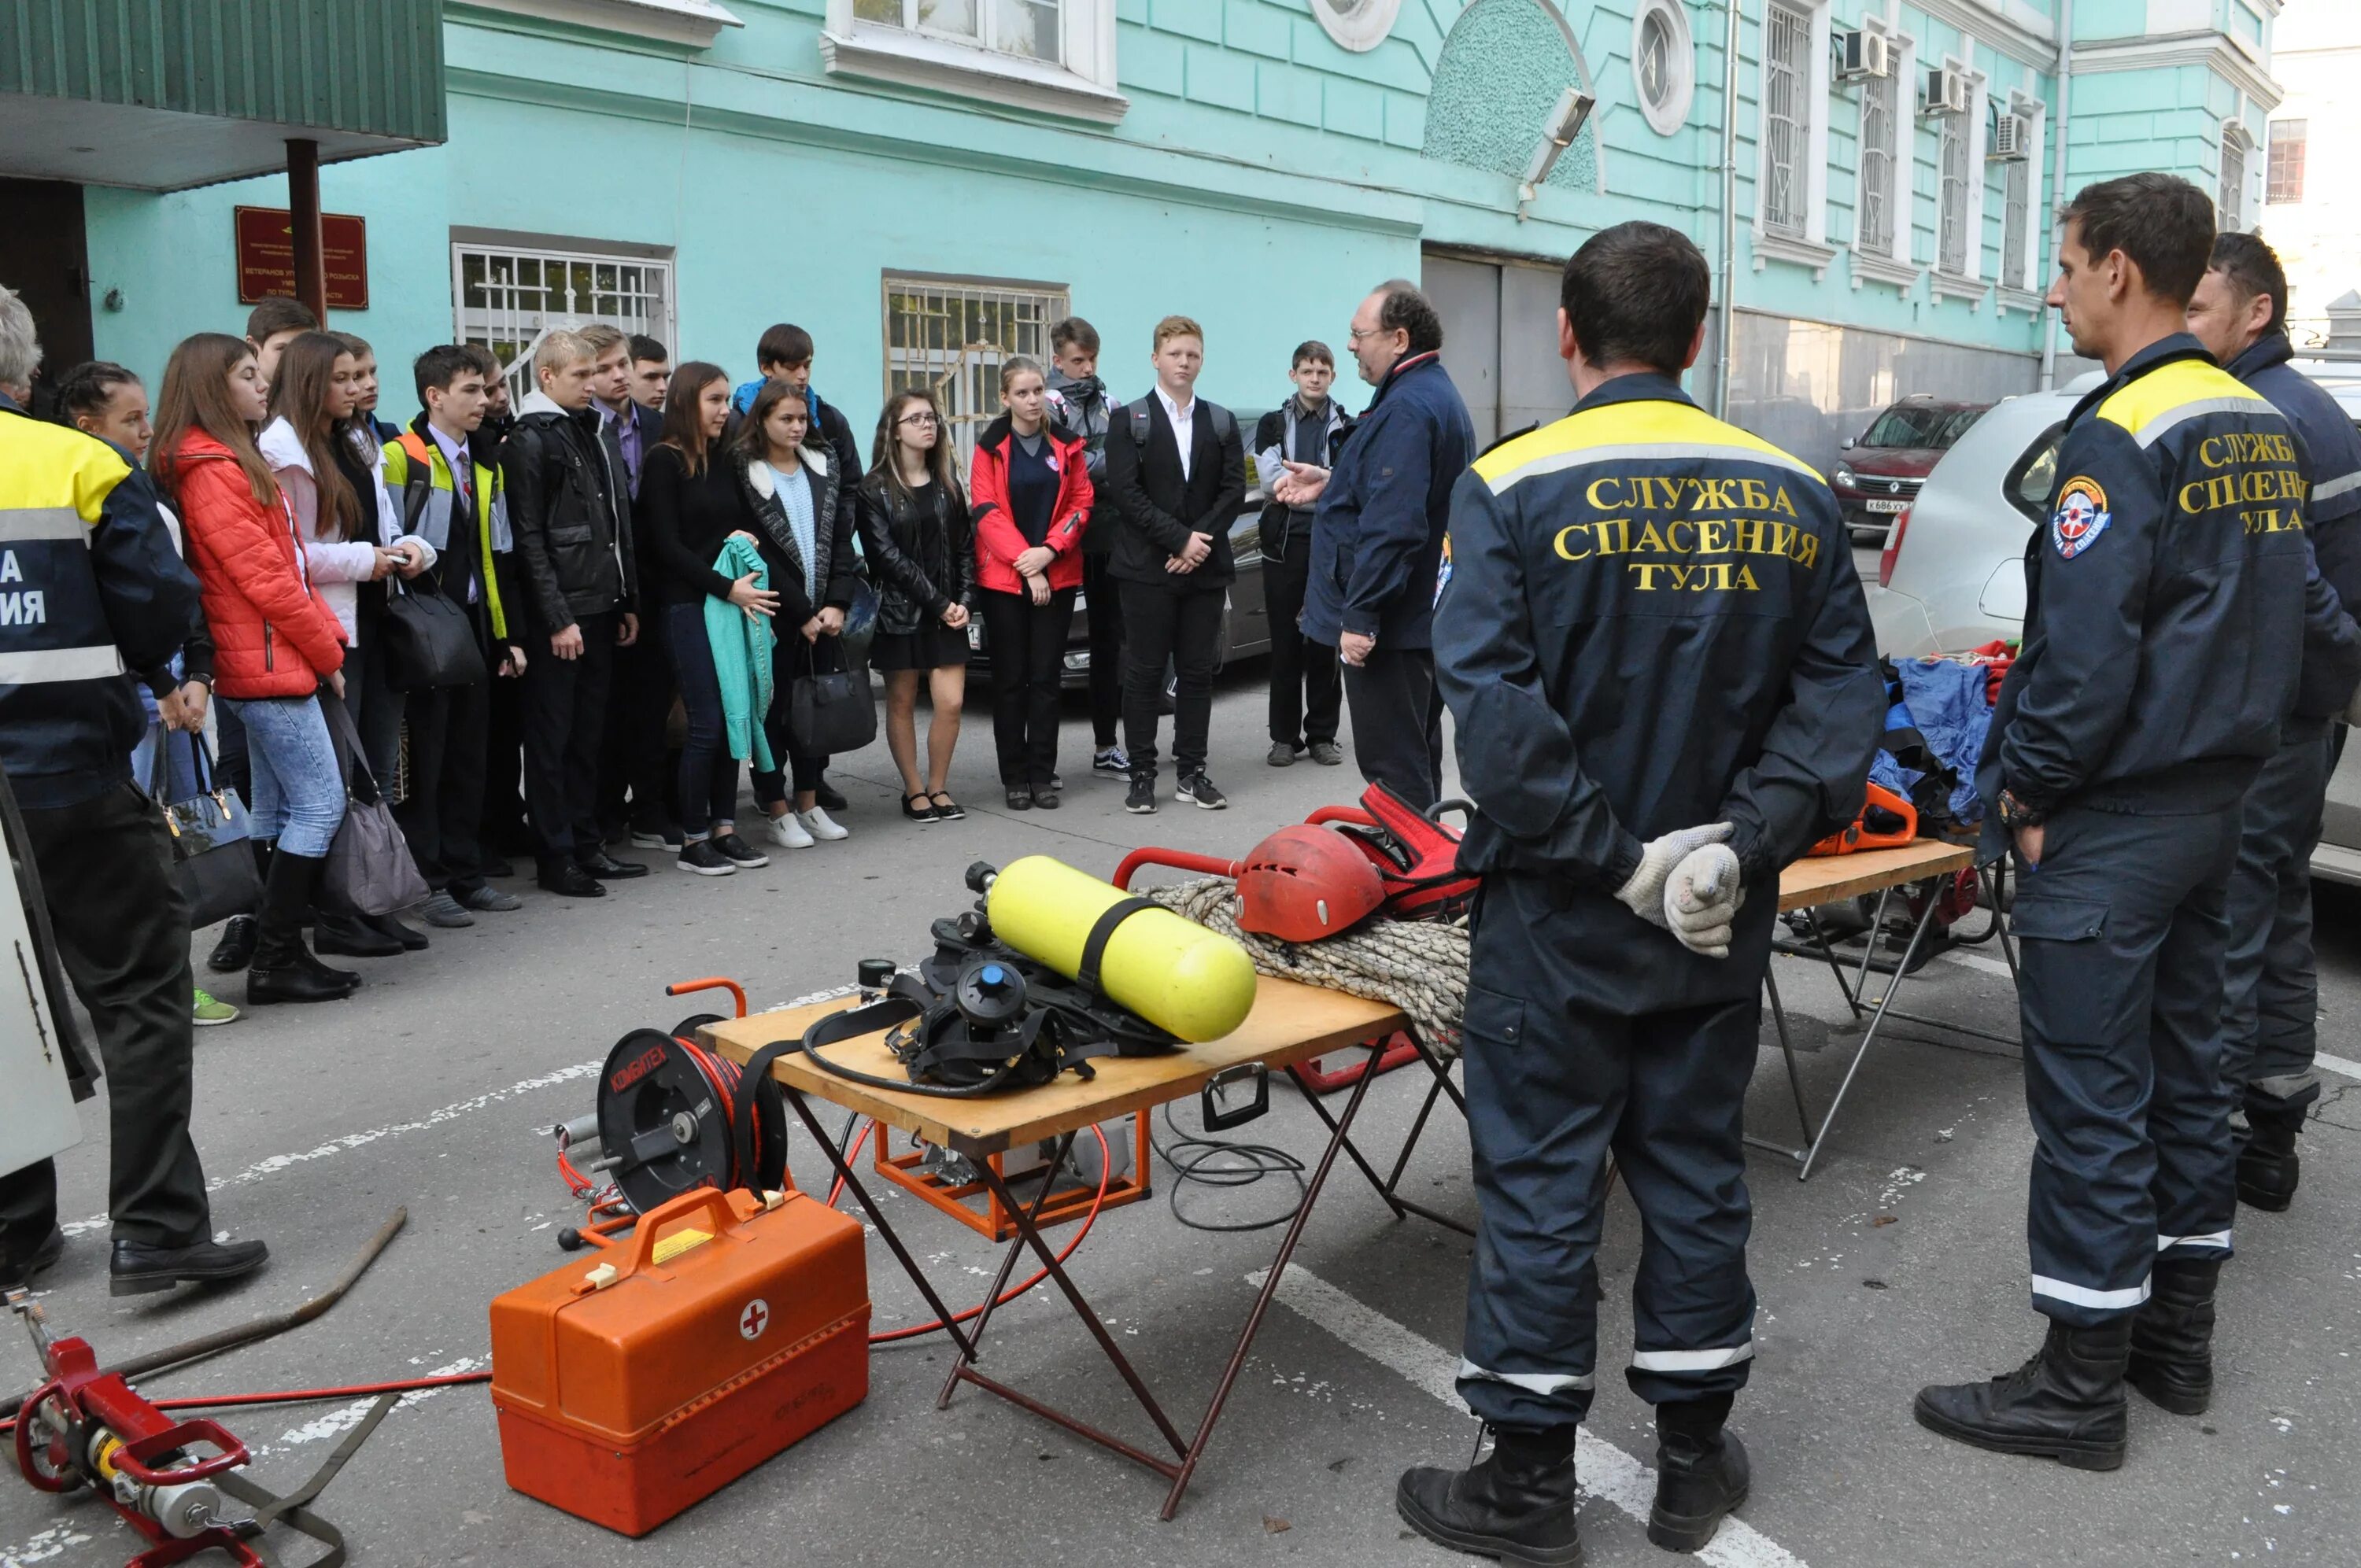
xmin=2072 ymin=32 xmax=2283 ymax=113
xmin=1850 ymin=248 xmax=1922 ymax=297
xmin=1910 ymin=0 xmax=2057 ymax=73
xmin=456 ymin=0 xmax=740 ymax=48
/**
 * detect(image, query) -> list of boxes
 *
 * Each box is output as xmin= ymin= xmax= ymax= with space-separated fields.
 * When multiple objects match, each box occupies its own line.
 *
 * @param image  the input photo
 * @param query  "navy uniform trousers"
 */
xmin=2219 ymin=723 xmax=2333 ymax=1117
xmin=1456 ymin=873 xmax=1760 ymax=1429
xmin=2012 ymin=801 xmax=2242 ymax=1323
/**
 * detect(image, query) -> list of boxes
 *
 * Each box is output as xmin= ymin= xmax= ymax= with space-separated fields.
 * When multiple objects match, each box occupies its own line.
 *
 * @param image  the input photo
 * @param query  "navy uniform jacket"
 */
xmin=2229 ymin=330 xmax=2361 ymax=613
xmin=1302 ymin=352 xmax=1475 ymax=650
xmin=0 ymin=398 xmax=201 ymax=810
xmin=1979 ymin=336 xmax=2361 ymax=856
xmin=1434 ymin=374 xmax=1884 ymax=1012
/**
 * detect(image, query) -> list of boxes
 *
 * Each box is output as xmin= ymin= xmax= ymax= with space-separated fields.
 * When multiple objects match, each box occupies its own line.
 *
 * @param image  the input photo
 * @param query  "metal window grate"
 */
xmin=2219 ymin=135 xmax=2248 ymax=232
xmin=1763 ymin=2 xmax=1809 ymax=237
xmin=2001 ymin=146 xmax=2030 ymax=290
xmin=451 ymin=242 xmax=674 ymax=397
xmin=1938 ymin=110 xmax=1969 ymax=275
xmin=1860 ymin=68 xmax=1895 ymax=256
xmin=2267 ymin=120 xmax=2307 ymax=205
xmin=883 ymin=275 xmax=1071 ymax=467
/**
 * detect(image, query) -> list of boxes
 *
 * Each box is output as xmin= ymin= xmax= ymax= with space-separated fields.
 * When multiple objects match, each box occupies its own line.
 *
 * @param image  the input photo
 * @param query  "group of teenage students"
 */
xmin=53 ymin=299 xmax=1354 ymax=1017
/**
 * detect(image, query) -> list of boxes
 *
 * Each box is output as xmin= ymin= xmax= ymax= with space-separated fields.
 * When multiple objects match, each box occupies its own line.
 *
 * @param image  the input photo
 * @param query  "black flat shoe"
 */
xmin=206 ymin=913 xmax=258 ymax=972
xmin=314 ymin=913 xmax=404 ymax=957
xmin=367 ymin=912 xmax=430 ymax=951
xmin=1006 ymin=788 xmax=1033 ymax=810
xmin=903 ymin=793 xmax=939 ymax=823
xmin=538 ymin=863 xmax=606 ymax=898
xmin=815 ymin=778 xmax=849 ymax=812
xmin=1032 ymin=788 xmax=1060 ymax=810
xmin=577 ymin=851 xmax=649 ymax=880
xmin=928 ymin=792 xmax=966 ymax=821
xmin=110 ymin=1235 xmax=269 ymax=1297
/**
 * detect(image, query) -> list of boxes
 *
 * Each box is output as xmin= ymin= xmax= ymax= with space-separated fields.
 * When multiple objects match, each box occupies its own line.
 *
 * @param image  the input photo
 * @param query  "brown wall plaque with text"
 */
xmin=234 ymin=207 xmax=369 ymax=309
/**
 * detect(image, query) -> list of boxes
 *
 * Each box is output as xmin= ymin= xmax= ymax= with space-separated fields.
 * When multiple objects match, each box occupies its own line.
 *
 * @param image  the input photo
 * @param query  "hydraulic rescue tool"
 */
xmin=8 ymin=1291 xmax=386 ymax=1568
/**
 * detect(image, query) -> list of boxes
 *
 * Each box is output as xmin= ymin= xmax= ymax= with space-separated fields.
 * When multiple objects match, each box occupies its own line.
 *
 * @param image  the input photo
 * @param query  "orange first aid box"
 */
xmin=489 ymin=1186 xmax=869 ymax=1535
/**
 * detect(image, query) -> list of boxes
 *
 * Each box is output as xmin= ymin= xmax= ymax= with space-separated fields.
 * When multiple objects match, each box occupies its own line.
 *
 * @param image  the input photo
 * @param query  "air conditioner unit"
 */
xmin=1923 ymin=65 xmax=1973 ymax=116
xmin=1833 ymin=28 xmax=1892 ymax=81
xmin=1990 ymin=114 xmax=2031 ymax=160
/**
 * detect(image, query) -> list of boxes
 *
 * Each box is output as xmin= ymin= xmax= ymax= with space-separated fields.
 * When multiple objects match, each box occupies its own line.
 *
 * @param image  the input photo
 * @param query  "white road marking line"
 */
xmin=1937 ymin=948 xmax=2016 ymax=981
xmin=61 ymin=985 xmax=859 ymax=1236
xmin=1248 ymin=1266 xmax=1810 ymax=1568
xmin=2317 ymin=1053 xmax=2361 ymax=1082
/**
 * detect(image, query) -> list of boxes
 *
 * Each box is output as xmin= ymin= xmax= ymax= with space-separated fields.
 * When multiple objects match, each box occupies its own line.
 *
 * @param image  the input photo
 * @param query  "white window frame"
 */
xmin=1849 ymin=22 xmax=1919 ymax=293
xmin=449 ymin=232 xmax=676 ymax=399
xmin=1997 ymin=90 xmax=2046 ymax=307
xmin=881 ymin=271 xmax=1071 ymax=471
xmin=1310 ymin=0 xmax=1402 ymax=53
xmin=1754 ymin=0 xmax=1835 ymax=276
xmin=2267 ymin=117 xmax=2307 ymax=206
xmin=473 ymin=0 xmax=741 ymax=48
xmin=2219 ymin=120 xmax=2252 ymax=234
xmin=1932 ymin=59 xmax=1987 ymax=289
xmin=1631 ymin=0 xmax=1695 ymax=137
xmin=821 ymin=0 xmax=1125 ymax=124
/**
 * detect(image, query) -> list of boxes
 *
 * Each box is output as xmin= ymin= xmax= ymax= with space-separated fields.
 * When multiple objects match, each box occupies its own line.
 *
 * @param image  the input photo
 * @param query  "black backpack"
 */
xmin=1121 ymin=395 xmax=1236 ymax=456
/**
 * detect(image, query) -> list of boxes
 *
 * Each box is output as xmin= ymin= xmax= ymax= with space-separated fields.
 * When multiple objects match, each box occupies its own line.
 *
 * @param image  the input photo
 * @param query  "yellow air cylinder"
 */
xmin=985 ymin=855 xmax=1257 ymax=1042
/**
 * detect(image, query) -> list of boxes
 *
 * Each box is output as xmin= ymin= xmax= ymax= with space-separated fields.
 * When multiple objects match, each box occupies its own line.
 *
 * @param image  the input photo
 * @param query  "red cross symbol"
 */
xmin=739 ymin=1298 xmax=770 ymax=1341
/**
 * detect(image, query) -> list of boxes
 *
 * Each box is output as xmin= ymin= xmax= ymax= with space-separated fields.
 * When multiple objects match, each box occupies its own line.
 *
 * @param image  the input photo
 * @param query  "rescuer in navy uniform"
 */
xmin=1398 ymin=223 xmax=1883 ymax=1564
xmin=0 ymin=284 xmax=269 ymax=1296
xmin=1916 ymin=176 xmax=2360 ymax=1469
xmin=2185 ymin=231 xmax=2361 ymax=1215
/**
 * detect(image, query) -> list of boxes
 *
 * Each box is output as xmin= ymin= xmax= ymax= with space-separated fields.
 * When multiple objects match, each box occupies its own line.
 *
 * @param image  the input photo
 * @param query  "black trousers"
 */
xmin=394 ymin=673 xmax=491 ymax=893
xmin=981 ymin=585 xmax=1075 ymax=789
xmin=597 ymin=628 xmax=678 ymax=833
xmin=1260 ymin=533 xmax=1339 ymax=748
xmin=1458 ymin=873 xmax=1759 ymax=1427
xmin=0 ymin=784 xmax=212 ymax=1250
xmin=519 ymin=611 xmax=616 ymax=866
xmin=2221 ymin=725 xmax=2333 ymax=1114
xmin=1084 ymin=551 xmax=1126 ymax=749
xmin=1121 ymin=581 xmax=1221 ymax=780
xmin=480 ymin=666 xmax=528 ymax=854
xmin=1342 ymin=644 xmax=1443 ymax=810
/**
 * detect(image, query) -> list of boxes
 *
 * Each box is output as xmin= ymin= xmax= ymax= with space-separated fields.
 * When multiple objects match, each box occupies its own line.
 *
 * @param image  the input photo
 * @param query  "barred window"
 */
xmin=2001 ymin=135 xmax=2030 ymax=290
xmin=2268 ymin=119 xmax=2307 ymax=205
xmin=1859 ymin=68 xmax=1897 ymax=256
xmin=2219 ymin=131 xmax=2248 ymax=233
xmin=1762 ymin=2 xmax=1811 ymax=237
xmin=451 ymin=239 xmax=674 ymax=396
xmin=854 ymin=0 xmax=1060 ymax=61
xmin=1938 ymin=109 xmax=1970 ymax=276
xmin=882 ymin=274 xmax=1070 ymax=467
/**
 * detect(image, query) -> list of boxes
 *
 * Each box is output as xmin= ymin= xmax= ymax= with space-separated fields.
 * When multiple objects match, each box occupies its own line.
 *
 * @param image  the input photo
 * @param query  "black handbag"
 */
xmin=382 ymin=577 xmax=487 ymax=692
xmin=150 ymin=730 xmax=263 ymax=930
xmin=319 ymin=695 xmax=431 ymax=917
xmin=787 ymin=637 xmax=878 ymax=757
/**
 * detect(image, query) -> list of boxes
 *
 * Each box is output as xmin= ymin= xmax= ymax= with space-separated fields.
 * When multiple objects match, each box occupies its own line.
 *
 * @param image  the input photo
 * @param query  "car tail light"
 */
xmin=1878 ymin=505 xmax=1912 ymax=588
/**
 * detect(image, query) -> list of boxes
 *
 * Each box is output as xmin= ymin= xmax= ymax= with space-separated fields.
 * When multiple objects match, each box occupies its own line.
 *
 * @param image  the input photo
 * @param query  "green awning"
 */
xmin=0 ymin=0 xmax=445 ymax=191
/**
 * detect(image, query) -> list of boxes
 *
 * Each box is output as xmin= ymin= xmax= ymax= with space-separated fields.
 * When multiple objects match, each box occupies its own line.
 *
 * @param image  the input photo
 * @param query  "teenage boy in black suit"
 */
xmin=1103 ymin=314 xmax=1247 ymax=814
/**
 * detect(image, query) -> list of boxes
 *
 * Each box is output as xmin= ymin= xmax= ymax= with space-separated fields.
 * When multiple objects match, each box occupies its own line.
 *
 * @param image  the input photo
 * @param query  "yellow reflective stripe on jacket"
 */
xmin=0 ymin=414 xmax=131 ymax=519
xmin=385 ymin=434 xmax=509 ymax=642
xmin=2097 ymin=358 xmax=2274 ymax=449
xmin=1473 ymin=397 xmax=1820 ymax=494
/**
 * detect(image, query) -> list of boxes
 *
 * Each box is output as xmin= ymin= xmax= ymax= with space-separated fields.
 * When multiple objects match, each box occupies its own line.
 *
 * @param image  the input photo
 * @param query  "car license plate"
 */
xmin=1866 ymin=497 xmax=1908 ymax=514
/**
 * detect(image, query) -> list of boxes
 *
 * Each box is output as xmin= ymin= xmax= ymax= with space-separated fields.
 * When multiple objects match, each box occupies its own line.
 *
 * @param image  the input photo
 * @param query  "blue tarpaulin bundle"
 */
xmin=1868 ymin=658 xmax=1994 ymax=826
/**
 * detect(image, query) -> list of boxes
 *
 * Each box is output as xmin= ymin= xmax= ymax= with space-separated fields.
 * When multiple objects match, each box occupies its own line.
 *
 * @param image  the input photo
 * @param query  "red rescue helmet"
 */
xmin=1236 ymin=825 xmax=1387 ymax=943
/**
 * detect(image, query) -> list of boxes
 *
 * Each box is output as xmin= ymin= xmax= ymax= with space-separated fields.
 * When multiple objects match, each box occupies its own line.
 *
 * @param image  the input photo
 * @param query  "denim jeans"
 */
xmin=665 ymin=601 xmax=741 ymax=840
xmin=224 ymin=692 xmax=346 ymax=856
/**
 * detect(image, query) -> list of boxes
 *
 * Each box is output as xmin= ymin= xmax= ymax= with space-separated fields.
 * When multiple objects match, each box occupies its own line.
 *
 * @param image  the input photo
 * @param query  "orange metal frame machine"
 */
xmin=869 ymin=1115 xmax=1154 ymax=1241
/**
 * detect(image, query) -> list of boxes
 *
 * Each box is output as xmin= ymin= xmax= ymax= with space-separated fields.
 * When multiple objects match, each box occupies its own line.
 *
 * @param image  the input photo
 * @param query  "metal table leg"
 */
xmin=1794 ymin=901 xmax=1940 ymax=1182
xmin=1743 ymin=967 xmax=1819 ymax=1164
xmin=936 ymin=1133 xmax=1078 ymax=1410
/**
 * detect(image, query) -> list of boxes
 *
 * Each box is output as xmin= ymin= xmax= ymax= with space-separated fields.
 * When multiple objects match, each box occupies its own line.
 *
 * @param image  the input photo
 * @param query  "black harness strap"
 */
xmin=1075 ymin=897 xmax=1158 ymax=998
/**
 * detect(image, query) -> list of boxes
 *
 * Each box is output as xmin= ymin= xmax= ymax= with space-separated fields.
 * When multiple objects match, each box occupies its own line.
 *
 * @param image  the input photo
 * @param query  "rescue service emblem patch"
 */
xmin=2051 ymin=478 xmax=2112 ymax=559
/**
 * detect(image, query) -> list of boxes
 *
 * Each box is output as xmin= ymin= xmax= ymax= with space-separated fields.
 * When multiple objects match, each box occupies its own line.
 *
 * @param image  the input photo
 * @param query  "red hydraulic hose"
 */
xmin=0 ymin=1372 xmax=493 ymax=1436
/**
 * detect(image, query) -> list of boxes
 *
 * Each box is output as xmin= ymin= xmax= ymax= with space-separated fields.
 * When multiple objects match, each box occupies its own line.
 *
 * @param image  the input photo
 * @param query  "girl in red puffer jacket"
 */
xmin=152 ymin=332 xmax=357 ymax=1008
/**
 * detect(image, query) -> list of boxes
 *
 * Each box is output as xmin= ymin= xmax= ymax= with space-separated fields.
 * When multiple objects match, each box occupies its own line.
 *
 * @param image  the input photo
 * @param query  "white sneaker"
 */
xmin=764 ymin=810 xmax=815 ymax=850
xmin=797 ymin=806 xmax=850 ymax=842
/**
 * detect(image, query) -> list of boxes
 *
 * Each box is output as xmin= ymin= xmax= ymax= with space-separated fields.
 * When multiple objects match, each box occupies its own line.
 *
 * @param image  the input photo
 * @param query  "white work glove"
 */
xmin=1614 ymin=823 xmax=1734 ymax=929
xmin=1665 ymin=843 xmax=1745 ymax=960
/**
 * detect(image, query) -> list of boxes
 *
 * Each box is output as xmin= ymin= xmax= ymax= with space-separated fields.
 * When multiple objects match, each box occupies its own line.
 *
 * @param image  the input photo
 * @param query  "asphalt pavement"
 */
xmin=6 ymin=656 xmax=2357 ymax=1568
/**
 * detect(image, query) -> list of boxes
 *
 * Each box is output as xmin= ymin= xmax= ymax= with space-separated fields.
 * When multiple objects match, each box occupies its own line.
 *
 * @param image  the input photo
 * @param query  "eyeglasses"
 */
xmin=898 ymin=411 xmax=939 ymax=427
xmin=1347 ymin=326 xmax=1396 ymax=345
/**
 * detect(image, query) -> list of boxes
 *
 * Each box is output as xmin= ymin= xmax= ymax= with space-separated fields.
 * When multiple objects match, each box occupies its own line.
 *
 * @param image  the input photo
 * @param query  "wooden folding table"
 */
xmin=701 ymin=978 xmax=1443 ymax=1520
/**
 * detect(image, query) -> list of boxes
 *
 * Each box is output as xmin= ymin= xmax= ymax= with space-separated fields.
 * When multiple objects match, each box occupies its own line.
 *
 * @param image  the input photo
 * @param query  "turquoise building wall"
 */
xmin=74 ymin=0 xmax=2278 ymax=475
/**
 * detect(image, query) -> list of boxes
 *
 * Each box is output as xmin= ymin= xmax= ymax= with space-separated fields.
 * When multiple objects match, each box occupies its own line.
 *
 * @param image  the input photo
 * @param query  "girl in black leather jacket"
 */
xmin=856 ymin=387 xmax=973 ymax=821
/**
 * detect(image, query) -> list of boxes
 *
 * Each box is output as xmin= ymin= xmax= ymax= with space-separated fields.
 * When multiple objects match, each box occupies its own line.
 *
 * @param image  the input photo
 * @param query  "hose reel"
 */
xmin=573 ymin=1018 xmax=790 ymax=1214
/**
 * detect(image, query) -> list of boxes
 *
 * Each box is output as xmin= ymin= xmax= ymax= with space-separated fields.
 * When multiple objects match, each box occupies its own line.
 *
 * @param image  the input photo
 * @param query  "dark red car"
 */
xmin=1831 ymin=397 xmax=1990 ymax=542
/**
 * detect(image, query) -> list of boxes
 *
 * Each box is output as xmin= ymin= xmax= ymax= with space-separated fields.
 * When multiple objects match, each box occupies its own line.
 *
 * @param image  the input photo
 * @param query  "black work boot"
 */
xmin=2237 ymin=1103 xmax=2304 ymax=1212
xmin=1396 ymin=1424 xmax=1583 ymax=1566
xmin=249 ymin=851 xmax=362 ymax=1005
xmin=110 ymin=1235 xmax=268 ymax=1297
xmin=2127 ymin=1258 xmax=2221 ymax=1415
xmin=1913 ymin=1318 xmax=2130 ymax=1470
xmin=1650 ymin=1396 xmax=1750 ymax=1552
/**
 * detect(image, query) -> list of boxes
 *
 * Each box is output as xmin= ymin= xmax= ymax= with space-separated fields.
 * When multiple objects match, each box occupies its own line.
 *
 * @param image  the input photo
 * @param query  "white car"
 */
xmin=1868 ymin=359 xmax=2361 ymax=884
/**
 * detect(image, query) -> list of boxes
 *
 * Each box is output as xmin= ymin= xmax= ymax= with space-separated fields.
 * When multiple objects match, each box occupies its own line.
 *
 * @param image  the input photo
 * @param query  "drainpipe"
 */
xmin=2038 ymin=0 xmax=2075 ymax=389
xmin=1716 ymin=0 xmax=1742 ymax=417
